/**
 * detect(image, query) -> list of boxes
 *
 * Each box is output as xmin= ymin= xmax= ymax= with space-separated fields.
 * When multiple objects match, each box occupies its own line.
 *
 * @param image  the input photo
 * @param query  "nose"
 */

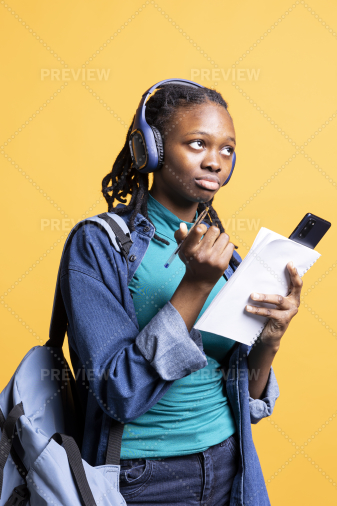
xmin=200 ymin=148 xmax=221 ymax=172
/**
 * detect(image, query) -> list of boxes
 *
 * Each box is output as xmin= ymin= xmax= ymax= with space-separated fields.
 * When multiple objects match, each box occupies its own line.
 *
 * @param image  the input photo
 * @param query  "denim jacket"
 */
xmin=60 ymin=203 xmax=280 ymax=506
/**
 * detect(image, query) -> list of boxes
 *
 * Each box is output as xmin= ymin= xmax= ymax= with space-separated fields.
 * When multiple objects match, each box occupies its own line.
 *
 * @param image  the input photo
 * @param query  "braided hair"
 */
xmin=101 ymin=83 xmax=240 ymax=268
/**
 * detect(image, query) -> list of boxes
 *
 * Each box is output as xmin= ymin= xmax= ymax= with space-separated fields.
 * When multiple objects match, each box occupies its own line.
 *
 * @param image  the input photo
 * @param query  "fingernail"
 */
xmin=246 ymin=305 xmax=253 ymax=311
xmin=289 ymin=261 xmax=293 ymax=268
xmin=252 ymin=292 xmax=260 ymax=300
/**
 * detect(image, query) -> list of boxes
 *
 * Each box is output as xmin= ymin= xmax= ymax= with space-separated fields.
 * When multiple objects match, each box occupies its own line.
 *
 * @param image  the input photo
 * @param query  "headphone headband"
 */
xmin=133 ymin=79 xmax=204 ymax=137
xmin=143 ymin=78 xmax=204 ymax=97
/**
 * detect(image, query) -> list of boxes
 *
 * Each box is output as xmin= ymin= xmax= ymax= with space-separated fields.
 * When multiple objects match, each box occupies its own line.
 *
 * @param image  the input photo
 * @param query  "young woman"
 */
xmin=61 ymin=80 xmax=302 ymax=505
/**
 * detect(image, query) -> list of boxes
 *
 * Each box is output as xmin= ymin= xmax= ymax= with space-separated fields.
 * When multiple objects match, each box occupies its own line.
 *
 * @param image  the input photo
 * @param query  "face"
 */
xmin=149 ymin=101 xmax=236 ymax=221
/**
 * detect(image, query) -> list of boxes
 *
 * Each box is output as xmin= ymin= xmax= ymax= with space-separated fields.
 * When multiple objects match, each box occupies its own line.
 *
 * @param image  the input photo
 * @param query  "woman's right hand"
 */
xmin=174 ymin=222 xmax=235 ymax=291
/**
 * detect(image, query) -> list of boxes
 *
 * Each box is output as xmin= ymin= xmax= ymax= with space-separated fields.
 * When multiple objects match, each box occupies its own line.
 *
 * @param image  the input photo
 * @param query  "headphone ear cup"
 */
xmin=150 ymin=125 xmax=164 ymax=170
xmin=222 ymin=152 xmax=236 ymax=186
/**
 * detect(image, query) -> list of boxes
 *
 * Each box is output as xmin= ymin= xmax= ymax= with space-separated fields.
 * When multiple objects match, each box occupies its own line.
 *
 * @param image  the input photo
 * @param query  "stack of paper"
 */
xmin=193 ymin=227 xmax=321 ymax=346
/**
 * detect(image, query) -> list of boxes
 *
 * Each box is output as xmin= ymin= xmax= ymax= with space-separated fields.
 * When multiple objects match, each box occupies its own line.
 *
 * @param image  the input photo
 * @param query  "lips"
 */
xmin=194 ymin=175 xmax=220 ymax=190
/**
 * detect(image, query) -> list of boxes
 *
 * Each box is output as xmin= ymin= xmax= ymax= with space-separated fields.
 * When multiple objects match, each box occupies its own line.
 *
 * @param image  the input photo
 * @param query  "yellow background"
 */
xmin=1 ymin=0 xmax=337 ymax=503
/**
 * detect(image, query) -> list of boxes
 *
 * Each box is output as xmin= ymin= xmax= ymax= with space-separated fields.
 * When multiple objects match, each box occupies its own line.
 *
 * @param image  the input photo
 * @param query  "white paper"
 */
xmin=193 ymin=227 xmax=321 ymax=346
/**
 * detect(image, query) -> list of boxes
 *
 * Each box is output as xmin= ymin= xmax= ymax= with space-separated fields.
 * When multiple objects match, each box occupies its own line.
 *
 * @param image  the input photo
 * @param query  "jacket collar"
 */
xmin=114 ymin=202 xmax=210 ymax=233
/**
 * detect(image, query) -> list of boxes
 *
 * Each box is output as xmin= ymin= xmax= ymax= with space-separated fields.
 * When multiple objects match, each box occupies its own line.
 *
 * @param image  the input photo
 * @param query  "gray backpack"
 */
xmin=0 ymin=213 xmax=133 ymax=505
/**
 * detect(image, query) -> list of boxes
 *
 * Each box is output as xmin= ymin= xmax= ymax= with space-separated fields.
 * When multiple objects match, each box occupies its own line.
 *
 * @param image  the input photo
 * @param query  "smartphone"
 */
xmin=288 ymin=213 xmax=331 ymax=249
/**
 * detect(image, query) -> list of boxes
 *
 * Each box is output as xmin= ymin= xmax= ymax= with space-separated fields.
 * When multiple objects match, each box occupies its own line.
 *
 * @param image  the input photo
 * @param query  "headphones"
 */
xmin=128 ymin=78 xmax=236 ymax=187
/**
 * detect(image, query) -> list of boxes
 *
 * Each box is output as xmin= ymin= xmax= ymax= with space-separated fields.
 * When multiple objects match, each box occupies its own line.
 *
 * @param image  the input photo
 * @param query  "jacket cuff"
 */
xmin=135 ymin=300 xmax=208 ymax=381
xmin=249 ymin=365 xmax=280 ymax=424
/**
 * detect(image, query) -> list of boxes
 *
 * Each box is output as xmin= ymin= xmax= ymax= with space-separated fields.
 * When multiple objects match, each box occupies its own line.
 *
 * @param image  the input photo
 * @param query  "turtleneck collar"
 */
xmin=147 ymin=193 xmax=198 ymax=239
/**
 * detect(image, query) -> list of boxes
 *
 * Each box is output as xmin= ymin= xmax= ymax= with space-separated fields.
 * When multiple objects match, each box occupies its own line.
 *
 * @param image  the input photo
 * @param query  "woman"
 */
xmin=61 ymin=80 xmax=302 ymax=505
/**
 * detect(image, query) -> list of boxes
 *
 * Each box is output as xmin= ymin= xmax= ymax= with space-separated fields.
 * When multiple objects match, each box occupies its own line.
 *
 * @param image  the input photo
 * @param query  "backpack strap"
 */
xmin=0 ymin=403 xmax=25 ymax=498
xmin=3 ymin=484 xmax=29 ymax=506
xmin=105 ymin=418 xmax=125 ymax=466
xmin=0 ymin=408 xmax=28 ymax=485
xmin=44 ymin=212 xmax=132 ymax=470
xmin=46 ymin=212 xmax=133 ymax=349
xmin=50 ymin=433 xmax=98 ymax=506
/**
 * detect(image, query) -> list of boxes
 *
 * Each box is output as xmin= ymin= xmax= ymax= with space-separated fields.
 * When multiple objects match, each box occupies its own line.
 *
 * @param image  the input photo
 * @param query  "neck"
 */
xmin=148 ymin=188 xmax=201 ymax=223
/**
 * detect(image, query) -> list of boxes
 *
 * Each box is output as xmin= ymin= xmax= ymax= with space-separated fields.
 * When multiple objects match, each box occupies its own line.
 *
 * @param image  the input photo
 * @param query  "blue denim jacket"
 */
xmin=60 ymin=203 xmax=279 ymax=506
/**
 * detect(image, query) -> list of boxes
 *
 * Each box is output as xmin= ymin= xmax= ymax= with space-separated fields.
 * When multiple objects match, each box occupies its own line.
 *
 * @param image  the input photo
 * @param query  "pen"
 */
xmin=164 ymin=207 xmax=209 ymax=268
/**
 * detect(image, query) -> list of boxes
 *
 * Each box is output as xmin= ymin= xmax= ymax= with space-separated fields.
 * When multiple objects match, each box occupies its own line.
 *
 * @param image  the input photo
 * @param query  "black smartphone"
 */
xmin=288 ymin=213 xmax=331 ymax=249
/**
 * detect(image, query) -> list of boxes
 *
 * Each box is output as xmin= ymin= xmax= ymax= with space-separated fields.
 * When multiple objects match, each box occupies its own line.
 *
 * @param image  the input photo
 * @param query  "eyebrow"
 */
xmin=184 ymin=130 xmax=236 ymax=145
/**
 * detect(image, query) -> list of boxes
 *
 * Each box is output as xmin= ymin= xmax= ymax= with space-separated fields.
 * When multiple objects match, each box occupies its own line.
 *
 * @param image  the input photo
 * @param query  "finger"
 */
xmin=194 ymin=225 xmax=219 ymax=250
xmin=178 ymin=222 xmax=188 ymax=243
xmin=287 ymin=261 xmax=303 ymax=299
xmin=175 ymin=223 xmax=188 ymax=244
xmin=250 ymin=292 xmax=292 ymax=309
xmin=180 ymin=222 xmax=188 ymax=235
xmin=245 ymin=305 xmax=285 ymax=319
xmin=211 ymin=230 xmax=230 ymax=253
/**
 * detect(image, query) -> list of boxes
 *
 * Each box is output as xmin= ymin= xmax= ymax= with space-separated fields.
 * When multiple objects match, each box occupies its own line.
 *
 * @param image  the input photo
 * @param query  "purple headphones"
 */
xmin=128 ymin=78 xmax=236 ymax=187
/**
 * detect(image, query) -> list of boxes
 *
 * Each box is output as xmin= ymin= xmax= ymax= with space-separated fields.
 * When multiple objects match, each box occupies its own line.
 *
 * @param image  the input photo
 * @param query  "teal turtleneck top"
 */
xmin=120 ymin=193 xmax=237 ymax=459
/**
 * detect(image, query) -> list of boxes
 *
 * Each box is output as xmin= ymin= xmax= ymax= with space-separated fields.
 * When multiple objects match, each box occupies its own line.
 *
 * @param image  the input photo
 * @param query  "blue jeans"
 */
xmin=119 ymin=433 xmax=240 ymax=505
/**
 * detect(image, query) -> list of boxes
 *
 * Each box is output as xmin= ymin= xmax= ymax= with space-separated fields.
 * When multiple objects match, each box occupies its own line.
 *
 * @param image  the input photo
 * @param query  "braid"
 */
xmin=101 ymin=83 xmax=240 ymax=268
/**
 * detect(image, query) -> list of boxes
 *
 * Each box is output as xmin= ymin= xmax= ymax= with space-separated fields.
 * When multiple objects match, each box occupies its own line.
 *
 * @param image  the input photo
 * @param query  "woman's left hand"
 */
xmin=245 ymin=261 xmax=303 ymax=347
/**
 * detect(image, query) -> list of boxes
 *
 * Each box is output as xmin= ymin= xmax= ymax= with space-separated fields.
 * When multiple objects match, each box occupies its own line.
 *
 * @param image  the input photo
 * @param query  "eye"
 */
xmin=189 ymin=140 xmax=204 ymax=150
xmin=221 ymin=146 xmax=234 ymax=157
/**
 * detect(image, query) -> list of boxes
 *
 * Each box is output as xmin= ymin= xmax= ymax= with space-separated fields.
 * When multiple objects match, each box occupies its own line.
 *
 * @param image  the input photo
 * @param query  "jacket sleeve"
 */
xmin=60 ymin=223 xmax=208 ymax=423
xmin=248 ymin=364 xmax=280 ymax=424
